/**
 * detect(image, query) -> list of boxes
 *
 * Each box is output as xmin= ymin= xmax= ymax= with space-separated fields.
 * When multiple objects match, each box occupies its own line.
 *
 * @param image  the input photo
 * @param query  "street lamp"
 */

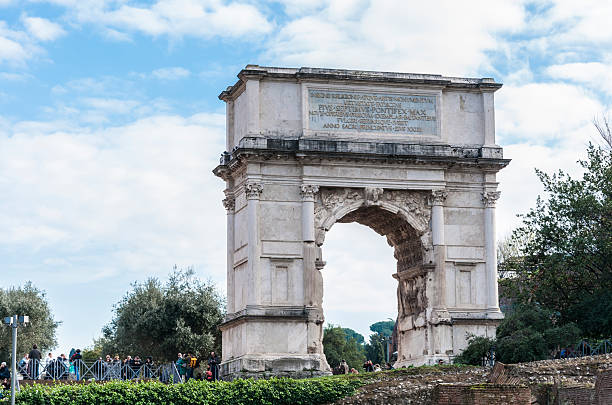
xmin=3 ymin=315 xmax=29 ymax=405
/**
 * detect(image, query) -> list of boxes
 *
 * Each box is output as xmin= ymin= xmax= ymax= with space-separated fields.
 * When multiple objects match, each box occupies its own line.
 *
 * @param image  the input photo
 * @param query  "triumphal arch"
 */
xmin=213 ymin=65 xmax=509 ymax=379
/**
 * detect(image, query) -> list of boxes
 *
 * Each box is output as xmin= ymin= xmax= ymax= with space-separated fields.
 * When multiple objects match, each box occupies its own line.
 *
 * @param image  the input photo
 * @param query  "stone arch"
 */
xmin=312 ymin=187 xmax=435 ymax=365
xmin=314 ymin=187 xmax=434 ymax=268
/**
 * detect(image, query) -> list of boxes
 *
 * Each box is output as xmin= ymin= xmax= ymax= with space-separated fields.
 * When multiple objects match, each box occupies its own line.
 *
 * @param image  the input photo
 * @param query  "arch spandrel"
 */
xmin=313 ymin=187 xmax=434 ymax=268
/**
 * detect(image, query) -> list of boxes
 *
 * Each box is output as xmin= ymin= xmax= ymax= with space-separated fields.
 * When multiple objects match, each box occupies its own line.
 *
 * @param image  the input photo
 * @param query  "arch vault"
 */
xmin=213 ymin=66 xmax=510 ymax=379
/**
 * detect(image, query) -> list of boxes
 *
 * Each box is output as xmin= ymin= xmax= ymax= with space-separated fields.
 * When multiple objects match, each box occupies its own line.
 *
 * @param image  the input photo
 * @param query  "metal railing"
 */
xmin=15 ymin=359 xmax=182 ymax=383
xmin=557 ymin=338 xmax=612 ymax=359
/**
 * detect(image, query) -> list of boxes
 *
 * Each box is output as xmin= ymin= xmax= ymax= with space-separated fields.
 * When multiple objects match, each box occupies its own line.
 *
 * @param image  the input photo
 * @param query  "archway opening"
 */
xmin=320 ymin=205 xmax=425 ymax=371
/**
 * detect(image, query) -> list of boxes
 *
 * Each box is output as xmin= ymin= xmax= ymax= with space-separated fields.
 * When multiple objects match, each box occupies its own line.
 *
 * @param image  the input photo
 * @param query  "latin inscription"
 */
xmin=308 ymin=89 xmax=437 ymax=135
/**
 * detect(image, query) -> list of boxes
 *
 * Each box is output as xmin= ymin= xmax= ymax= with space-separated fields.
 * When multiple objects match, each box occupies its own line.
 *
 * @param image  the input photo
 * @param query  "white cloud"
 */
xmin=22 ymin=15 xmax=66 ymax=41
xmin=0 ymin=112 xmax=227 ymax=282
xmin=55 ymin=0 xmax=272 ymax=40
xmin=496 ymin=82 xmax=603 ymax=144
xmin=534 ymin=1 xmax=612 ymax=46
xmin=151 ymin=66 xmax=191 ymax=80
xmin=0 ymin=71 xmax=32 ymax=80
xmin=546 ymin=61 xmax=612 ymax=96
xmin=0 ymin=22 xmax=31 ymax=63
xmin=264 ymin=0 xmax=526 ymax=76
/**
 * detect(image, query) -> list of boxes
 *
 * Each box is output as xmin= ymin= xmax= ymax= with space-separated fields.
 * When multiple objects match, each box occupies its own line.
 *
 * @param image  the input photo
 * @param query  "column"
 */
xmin=300 ymin=185 xmax=319 ymax=307
xmin=223 ymin=194 xmax=235 ymax=314
xmin=245 ymin=181 xmax=263 ymax=306
xmin=431 ymin=190 xmax=447 ymax=246
xmin=300 ymin=185 xmax=319 ymax=242
xmin=482 ymin=191 xmax=501 ymax=313
xmin=430 ymin=189 xmax=449 ymax=317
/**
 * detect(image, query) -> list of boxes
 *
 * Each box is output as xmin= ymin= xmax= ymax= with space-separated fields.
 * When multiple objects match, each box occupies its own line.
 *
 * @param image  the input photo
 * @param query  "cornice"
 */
xmin=218 ymin=65 xmax=503 ymax=101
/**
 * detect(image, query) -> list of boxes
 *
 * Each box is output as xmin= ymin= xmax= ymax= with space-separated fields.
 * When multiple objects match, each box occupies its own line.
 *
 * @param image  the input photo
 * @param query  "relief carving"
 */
xmin=314 ymin=187 xmax=431 ymax=237
xmin=397 ymin=275 xmax=428 ymax=319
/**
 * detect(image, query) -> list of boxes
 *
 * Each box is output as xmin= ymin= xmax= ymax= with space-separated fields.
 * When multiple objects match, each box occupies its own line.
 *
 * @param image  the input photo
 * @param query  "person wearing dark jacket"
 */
xmin=28 ymin=344 xmax=42 ymax=379
xmin=70 ymin=349 xmax=82 ymax=380
xmin=0 ymin=362 xmax=10 ymax=389
xmin=208 ymin=352 xmax=220 ymax=381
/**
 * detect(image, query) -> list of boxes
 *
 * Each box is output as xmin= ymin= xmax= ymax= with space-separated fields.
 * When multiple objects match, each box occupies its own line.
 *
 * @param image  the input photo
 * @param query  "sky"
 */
xmin=0 ymin=0 xmax=611 ymax=354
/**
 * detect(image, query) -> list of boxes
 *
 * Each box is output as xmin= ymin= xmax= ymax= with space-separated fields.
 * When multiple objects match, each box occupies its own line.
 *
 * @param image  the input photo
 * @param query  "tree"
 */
xmin=100 ymin=268 xmax=224 ymax=362
xmin=322 ymin=325 xmax=365 ymax=370
xmin=364 ymin=333 xmax=386 ymax=365
xmin=455 ymin=305 xmax=582 ymax=365
xmin=505 ymin=137 xmax=611 ymax=338
xmin=369 ymin=320 xmax=395 ymax=337
xmin=0 ymin=282 xmax=60 ymax=362
xmin=342 ymin=328 xmax=365 ymax=345
xmin=453 ymin=335 xmax=495 ymax=366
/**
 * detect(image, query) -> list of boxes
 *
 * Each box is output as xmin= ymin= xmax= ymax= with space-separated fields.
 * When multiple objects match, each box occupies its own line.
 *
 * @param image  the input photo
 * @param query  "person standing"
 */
xmin=339 ymin=359 xmax=349 ymax=374
xmin=0 ymin=362 xmax=10 ymax=389
xmin=184 ymin=353 xmax=196 ymax=382
xmin=208 ymin=352 xmax=220 ymax=381
xmin=70 ymin=349 xmax=82 ymax=380
xmin=175 ymin=353 xmax=186 ymax=382
xmin=28 ymin=344 xmax=42 ymax=379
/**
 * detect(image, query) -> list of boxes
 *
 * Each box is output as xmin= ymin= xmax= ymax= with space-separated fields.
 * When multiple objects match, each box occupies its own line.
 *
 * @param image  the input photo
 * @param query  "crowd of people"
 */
xmin=1 ymin=344 xmax=222 ymax=385
xmin=175 ymin=352 xmax=220 ymax=382
xmin=333 ymin=359 xmax=390 ymax=375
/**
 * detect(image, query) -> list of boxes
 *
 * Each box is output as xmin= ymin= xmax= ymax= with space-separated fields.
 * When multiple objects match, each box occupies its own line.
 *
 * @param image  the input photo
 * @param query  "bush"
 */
xmin=12 ymin=377 xmax=362 ymax=405
xmin=453 ymin=335 xmax=495 ymax=366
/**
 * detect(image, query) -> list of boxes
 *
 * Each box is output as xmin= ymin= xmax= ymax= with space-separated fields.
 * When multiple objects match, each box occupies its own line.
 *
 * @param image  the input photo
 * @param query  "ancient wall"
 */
xmin=434 ymin=384 xmax=531 ymax=405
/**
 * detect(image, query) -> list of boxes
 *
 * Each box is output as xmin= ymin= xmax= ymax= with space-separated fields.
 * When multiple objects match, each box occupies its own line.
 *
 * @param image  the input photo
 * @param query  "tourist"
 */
xmin=18 ymin=353 xmax=29 ymax=379
xmin=144 ymin=356 xmax=153 ymax=378
xmin=0 ymin=362 xmax=10 ymax=389
xmin=58 ymin=354 xmax=69 ymax=379
xmin=70 ymin=349 xmax=82 ymax=380
xmin=28 ymin=344 xmax=42 ymax=379
xmin=339 ymin=359 xmax=349 ymax=374
xmin=42 ymin=352 xmax=54 ymax=379
xmin=185 ymin=352 xmax=197 ymax=381
xmin=205 ymin=364 xmax=213 ymax=381
xmin=176 ymin=353 xmax=186 ymax=382
xmin=208 ymin=351 xmax=220 ymax=381
xmin=363 ymin=359 xmax=374 ymax=372
xmin=374 ymin=364 xmax=382 ymax=372
xmin=350 ymin=368 xmax=359 ymax=374
xmin=133 ymin=356 xmax=143 ymax=378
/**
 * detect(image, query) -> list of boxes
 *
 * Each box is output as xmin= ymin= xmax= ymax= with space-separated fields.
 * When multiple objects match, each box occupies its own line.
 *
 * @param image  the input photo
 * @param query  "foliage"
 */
xmin=81 ymin=339 xmax=105 ymax=362
xmin=11 ymin=377 xmax=362 ymax=405
xmin=100 ymin=267 xmax=224 ymax=362
xmin=0 ymin=282 xmax=60 ymax=363
xmin=364 ymin=333 xmax=386 ymax=366
xmin=322 ymin=325 xmax=365 ymax=370
xmin=342 ymin=328 xmax=365 ymax=345
xmin=456 ymin=305 xmax=583 ymax=364
xmin=453 ymin=335 xmax=495 ymax=366
xmin=565 ymin=291 xmax=612 ymax=338
xmin=503 ymin=142 xmax=612 ymax=338
xmin=369 ymin=320 xmax=395 ymax=337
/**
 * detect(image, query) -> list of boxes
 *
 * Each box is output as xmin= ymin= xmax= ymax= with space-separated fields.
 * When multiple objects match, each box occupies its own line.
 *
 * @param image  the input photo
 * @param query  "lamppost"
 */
xmin=3 ymin=315 xmax=29 ymax=405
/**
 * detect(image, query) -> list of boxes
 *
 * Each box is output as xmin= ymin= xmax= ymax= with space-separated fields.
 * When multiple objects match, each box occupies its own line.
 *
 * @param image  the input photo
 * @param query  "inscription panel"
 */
xmin=308 ymin=89 xmax=438 ymax=135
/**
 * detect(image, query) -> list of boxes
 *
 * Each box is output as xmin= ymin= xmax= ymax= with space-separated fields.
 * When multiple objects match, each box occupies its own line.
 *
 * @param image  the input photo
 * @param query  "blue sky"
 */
xmin=1 ymin=0 xmax=611 ymax=354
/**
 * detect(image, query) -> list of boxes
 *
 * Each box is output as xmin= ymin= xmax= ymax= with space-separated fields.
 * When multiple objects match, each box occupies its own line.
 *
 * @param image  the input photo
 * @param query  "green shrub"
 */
xmin=11 ymin=377 xmax=362 ymax=405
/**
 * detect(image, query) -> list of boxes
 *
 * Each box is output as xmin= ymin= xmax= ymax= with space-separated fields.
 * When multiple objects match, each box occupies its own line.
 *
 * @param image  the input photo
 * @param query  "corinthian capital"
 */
xmin=430 ymin=189 xmax=448 ymax=205
xmin=222 ymin=197 xmax=235 ymax=213
xmin=300 ymin=184 xmax=319 ymax=201
xmin=245 ymin=182 xmax=263 ymax=200
xmin=482 ymin=191 xmax=501 ymax=208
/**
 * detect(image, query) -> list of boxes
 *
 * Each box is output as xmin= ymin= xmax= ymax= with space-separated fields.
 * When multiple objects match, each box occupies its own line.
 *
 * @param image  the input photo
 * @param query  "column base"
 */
xmin=485 ymin=309 xmax=505 ymax=320
xmin=394 ymin=354 xmax=454 ymax=368
xmin=220 ymin=354 xmax=331 ymax=381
